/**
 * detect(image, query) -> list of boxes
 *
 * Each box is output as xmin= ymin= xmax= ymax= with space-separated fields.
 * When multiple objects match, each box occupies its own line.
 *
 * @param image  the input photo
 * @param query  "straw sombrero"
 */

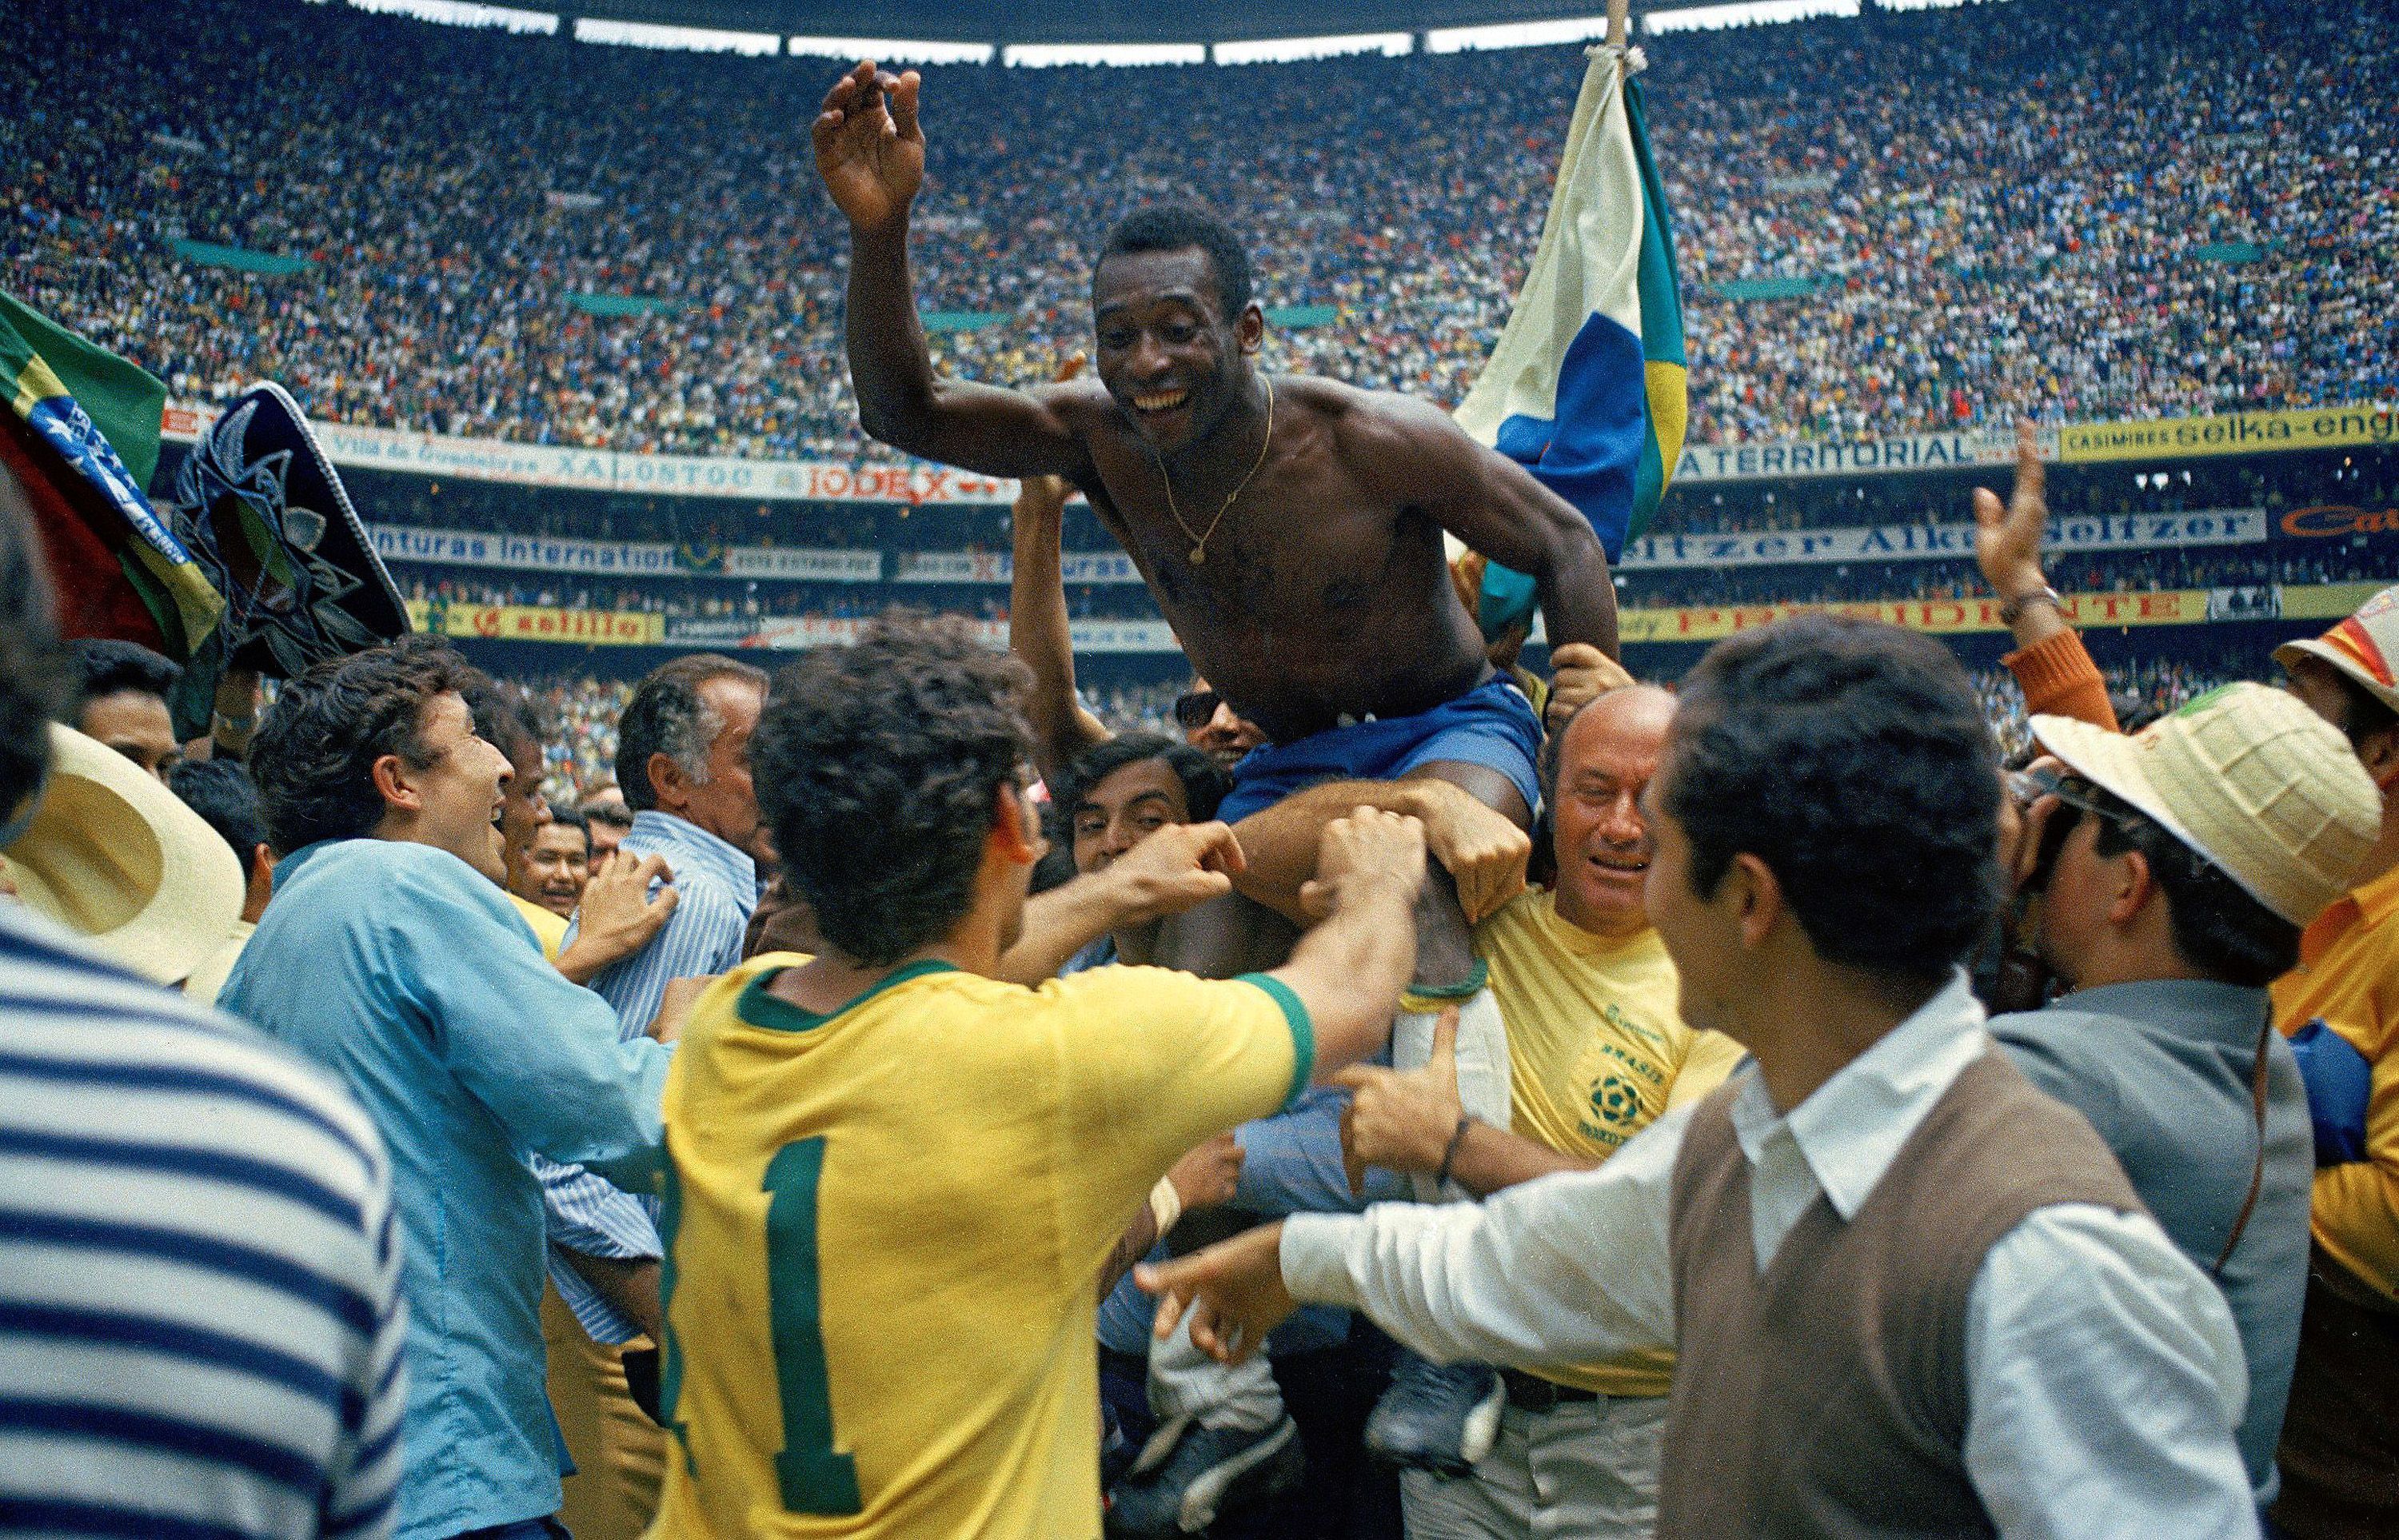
xmin=2032 ymin=682 xmax=2381 ymax=926
xmin=1 ymin=722 xmax=244 ymax=983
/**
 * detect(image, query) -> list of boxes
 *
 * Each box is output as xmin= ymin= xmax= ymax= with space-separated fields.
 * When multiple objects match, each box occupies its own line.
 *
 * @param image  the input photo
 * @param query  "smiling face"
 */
xmin=1070 ymin=756 xmax=1192 ymax=876
xmin=396 ymin=691 xmax=515 ymax=884
xmin=1091 ymin=247 xmax=1263 ymax=456
xmin=520 ymin=819 xmax=591 ymax=917
xmin=1549 ymin=688 xmax=1675 ymax=940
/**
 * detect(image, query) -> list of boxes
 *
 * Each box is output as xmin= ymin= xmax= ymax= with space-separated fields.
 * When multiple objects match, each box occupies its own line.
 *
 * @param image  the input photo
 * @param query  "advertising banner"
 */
xmin=2281 ymin=581 xmax=2389 ymax=622
xmin=2060 ymin=404 xmax=2397 ymax=464
xmin=407 ymin=600 xmax=664 ymax=646
xmin=166 ymin=401 xmax=2395 ymax=501
xmin=1616 ymin=589 xmax=2212 ymax=645
xmin=889 ymin=549 xmax=1148 ymax=584
xmin=719 ymin=547 xmax=885 ymax=580
xmin=1673 ymin=425 xmax=2030 ymax=484
xmin=735 ymin=616 xmax=1182 ymax=652
xmin=1619 ymin=509 xmax=2265 ymax=570
xmin=2274 ymin=503 xmax=2399 ymax=542
xmin=373 ymin=525 xmax=689 ymax=577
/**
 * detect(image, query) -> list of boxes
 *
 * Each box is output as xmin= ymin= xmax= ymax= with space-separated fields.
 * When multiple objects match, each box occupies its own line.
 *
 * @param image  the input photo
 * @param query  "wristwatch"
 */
xmin=1996 ymin=584 xmax=2062 ymax=625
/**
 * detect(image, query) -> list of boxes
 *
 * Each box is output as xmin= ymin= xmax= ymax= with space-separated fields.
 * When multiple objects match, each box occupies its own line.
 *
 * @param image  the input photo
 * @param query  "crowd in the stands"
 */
xmin=7 ymin=0 xmax=2391 ymax=463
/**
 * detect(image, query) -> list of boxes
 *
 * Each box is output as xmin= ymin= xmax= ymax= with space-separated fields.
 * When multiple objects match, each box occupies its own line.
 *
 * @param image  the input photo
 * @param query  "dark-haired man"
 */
xmin=1144 ymin=616 xmax=2261 ymax=1537
xmin=816 ymin=82 xmax=1607 ymax=1303
xmin=519 ymin=807 xmax=592 ymax=920
xmin=1993 ymin=684 xmax=2380 ymax=1509
xmin=222 ymin=636 xmax=679 ymax=1540
xmin=71 ymin=636 xmax=186 ymax=780
xmin=652 ymin=614 xmax=1435 ymax=1538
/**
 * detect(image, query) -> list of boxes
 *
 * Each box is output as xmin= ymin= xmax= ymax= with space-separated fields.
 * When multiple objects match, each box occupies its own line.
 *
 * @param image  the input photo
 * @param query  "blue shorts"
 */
xmin=1216 ymin=674 xmax=1543 ymax=824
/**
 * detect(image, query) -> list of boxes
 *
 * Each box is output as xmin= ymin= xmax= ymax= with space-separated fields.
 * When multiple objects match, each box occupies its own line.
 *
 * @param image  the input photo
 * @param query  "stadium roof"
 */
xmin=497 ymin=0 xmax=1837 ymax=49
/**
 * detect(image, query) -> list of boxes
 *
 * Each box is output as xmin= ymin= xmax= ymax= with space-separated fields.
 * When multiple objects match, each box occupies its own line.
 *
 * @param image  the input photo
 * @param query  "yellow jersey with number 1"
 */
xmin=649 ymin=953 xmax=1311 ymax=1539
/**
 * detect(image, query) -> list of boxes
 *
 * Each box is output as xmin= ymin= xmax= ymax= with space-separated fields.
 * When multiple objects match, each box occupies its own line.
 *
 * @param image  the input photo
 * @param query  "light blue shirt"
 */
xmin=541 ymin=809 xmax=756 ymax=1343
xmin=222 ymin=838 xmax=672 ymax=1540
xmin=1282 ymin=972 xmax=2261 ymax=1540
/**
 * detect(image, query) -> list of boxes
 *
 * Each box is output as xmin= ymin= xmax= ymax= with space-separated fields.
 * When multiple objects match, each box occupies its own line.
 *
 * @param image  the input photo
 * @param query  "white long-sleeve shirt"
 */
xmin=1280 ymin=972 xmax=2261 ymax=1539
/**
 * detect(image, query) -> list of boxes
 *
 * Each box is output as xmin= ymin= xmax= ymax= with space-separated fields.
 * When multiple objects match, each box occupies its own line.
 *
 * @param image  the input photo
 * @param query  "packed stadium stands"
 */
xmin=7 ymin=0 xmax=2393 ymax=462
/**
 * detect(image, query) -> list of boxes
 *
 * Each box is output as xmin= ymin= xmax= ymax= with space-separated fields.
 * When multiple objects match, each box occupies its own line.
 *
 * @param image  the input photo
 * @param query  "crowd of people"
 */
xmin=8 ymin=0 xmax=2393 ymax=463
xmin=10 ymin=430 xmax=2399 ymax=1539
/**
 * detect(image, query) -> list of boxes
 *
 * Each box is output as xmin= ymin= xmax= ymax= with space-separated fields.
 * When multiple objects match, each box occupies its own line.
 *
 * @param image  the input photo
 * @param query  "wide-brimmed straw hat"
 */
xmin=1 ymin=722 xmax=244 ymax=983
xmin=2273 ymin=584 xmax=2399 ymax=717
xmin=2032 ymin=681 xmax=2380 ymax=926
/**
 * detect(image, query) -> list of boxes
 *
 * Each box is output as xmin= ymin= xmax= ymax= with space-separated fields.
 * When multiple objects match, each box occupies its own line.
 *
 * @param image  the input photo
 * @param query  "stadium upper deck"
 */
xmin=6 ymin=0 xmax=2392 ymax=463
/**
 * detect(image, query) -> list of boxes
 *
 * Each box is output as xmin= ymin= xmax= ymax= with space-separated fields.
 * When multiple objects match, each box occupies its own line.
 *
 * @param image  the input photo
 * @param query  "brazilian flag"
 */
xmin=0 ymin=289 xmax=222 ymax=662
xmin=1453 ymin=43 xmax=1687 ymax=637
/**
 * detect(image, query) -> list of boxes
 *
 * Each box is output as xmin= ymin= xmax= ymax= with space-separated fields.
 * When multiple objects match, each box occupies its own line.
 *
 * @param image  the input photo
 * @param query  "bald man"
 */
xmin=1336 ymin=685 xmax=1745 ymax=1538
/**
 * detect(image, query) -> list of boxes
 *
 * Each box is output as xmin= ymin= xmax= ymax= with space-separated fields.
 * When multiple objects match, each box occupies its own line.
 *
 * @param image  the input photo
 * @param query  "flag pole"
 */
xmin=1606 ymin=0 xmax=1631 ymax=49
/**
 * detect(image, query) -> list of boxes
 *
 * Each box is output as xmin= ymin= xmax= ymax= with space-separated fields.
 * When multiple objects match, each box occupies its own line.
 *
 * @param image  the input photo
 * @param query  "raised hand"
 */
xmin=1300 ymin=806 xmax=1429 ymax=921
xmin=1104 ymin=819 xmax=1247 ymax=923
xmin=812 ymin=62 xmax=924 ymax=234
xmin=1411 ymin=780 xmax=1531 ymax=924
xmin=1973 ymin=420 xmax=2050 ymax=598
xmin=1335 ymin=1004 xmax=1463 ymax=1195
xmin=1137 ymin=1222 xmax=1296 ymax=1366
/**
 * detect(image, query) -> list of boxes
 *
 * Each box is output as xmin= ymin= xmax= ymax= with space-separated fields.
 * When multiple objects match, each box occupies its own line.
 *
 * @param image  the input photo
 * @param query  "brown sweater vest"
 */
xmin=1659 ymin=1050 xmax=2142 ymax=1538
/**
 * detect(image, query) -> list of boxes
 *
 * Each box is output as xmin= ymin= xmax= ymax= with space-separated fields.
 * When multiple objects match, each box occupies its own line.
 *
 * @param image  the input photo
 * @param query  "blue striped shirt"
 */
xmin=540 ymin=810 xmax=756 ymax=1343
xmin=0 ymin=904 xmax=407 ymax=1540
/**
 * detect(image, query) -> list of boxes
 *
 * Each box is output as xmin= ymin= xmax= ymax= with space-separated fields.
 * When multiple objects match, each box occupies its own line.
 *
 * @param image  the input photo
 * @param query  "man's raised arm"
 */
xmin=814 ymin=62 xmax=1086 ymax=478
xmin=1354 ymin=395 xmax=1620 ymax=659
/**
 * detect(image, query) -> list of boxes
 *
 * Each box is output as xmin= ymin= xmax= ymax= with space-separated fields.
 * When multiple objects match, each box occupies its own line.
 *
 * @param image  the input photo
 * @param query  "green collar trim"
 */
xmin=737 ymin=959 xmax=958 ymax=1033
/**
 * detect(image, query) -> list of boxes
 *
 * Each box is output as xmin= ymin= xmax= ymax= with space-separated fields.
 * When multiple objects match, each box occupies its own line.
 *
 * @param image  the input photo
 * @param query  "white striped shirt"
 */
xmin=539 ymin=811 xmax=756 ymax=1343
xmin=0 ymin=904 xmax=408 ymax=1539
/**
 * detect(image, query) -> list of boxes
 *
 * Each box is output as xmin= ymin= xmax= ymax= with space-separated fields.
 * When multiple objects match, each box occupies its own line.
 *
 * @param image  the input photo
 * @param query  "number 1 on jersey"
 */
xmin=763 ymin=1138 xmax=863 ymax=1515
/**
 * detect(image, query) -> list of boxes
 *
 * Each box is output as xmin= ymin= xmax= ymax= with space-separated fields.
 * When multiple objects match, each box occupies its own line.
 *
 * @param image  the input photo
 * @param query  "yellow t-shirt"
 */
xmin=2273 ymin=863 xmax=2399 ymax=1306
xmin=650 ymin=954 xmax=1311 ymax=1539
xmin=510 ymin=892 xmax=569 ymax=962
xmin=1476 ymin=889 xmax=1746 ymax=1394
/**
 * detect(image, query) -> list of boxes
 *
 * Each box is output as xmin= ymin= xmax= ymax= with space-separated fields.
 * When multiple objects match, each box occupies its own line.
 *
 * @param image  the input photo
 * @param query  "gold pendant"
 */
xmin=1189 ymin=546 xmax=1206 ymax=565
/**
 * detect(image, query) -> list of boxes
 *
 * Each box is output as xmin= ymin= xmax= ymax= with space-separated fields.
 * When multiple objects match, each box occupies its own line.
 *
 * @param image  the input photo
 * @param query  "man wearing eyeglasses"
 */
xmin=1991 ymin=684 xmax=2381 ymax=1510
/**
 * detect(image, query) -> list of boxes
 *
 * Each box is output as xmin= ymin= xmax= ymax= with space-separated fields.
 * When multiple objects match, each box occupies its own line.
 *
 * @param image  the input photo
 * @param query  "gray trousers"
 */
xmin=1399 ymin=1392 xmax=1668 ymax=1539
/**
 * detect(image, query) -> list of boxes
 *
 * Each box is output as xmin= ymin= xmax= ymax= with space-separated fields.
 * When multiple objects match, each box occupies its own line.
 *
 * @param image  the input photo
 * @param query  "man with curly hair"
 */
xmin=649 ymin=614 xmax=1435 ymax=1539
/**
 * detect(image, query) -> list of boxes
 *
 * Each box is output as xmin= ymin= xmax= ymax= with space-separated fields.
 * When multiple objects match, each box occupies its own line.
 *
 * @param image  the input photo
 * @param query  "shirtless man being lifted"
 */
xmin=816 ymin=63 xmax=1619 ymax=995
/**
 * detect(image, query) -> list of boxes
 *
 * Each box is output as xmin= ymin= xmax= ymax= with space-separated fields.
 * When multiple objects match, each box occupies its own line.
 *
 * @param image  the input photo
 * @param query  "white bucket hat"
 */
xmin=2032 ymin=682 xmax=2381 ymax=926
xmin=2 ymin=722 xmax=244 ymax=983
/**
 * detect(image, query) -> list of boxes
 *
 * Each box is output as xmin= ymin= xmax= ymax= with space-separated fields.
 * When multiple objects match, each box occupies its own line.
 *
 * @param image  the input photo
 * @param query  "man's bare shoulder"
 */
xmin=1287 ymin=375 xmax=1476 ymax=476
xmin=1037 ymin=376 xmax=1123 ymax=437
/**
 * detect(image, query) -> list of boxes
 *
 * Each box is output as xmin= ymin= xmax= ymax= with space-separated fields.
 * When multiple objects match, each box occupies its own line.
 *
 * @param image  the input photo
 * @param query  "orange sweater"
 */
xmin=2003 ymin=629 xmax=2120 ymax=733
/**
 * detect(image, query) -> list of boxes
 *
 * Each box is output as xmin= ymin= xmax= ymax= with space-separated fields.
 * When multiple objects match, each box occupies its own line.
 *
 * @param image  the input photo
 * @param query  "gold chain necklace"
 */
xmin=1154 ymin=376 xmax=1274 ymax=565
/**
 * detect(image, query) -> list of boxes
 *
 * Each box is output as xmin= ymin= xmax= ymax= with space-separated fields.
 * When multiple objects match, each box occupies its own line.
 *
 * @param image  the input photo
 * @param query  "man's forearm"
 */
xmin=1447 ymin=1119 xmax=1597 ymax=1199
xmin=559 ymin=1251 xmax=665 ymax=1346
xmin=1535 ymin=530 xmax=1621 ymax=660
xmin=1279 ymin=1177 xmax=1663 ymax=1372
xmin=995 ymin=869 xmax=1140 ymax=985
xmin=1230 ymin=780 xmax=1443 ymax=922
xmin=1269 ymin=876 xmax=1418 ymax=1075
xmin=1010 ymin=494 xmax=1109 ymax=781
xmin=844 ymin=223 xmax=940 ymax=450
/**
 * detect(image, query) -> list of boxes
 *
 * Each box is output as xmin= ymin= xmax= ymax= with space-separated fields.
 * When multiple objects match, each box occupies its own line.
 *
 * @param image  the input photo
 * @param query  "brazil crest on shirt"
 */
xmin=1452 ymin=44 xmax=1688 ymax=638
